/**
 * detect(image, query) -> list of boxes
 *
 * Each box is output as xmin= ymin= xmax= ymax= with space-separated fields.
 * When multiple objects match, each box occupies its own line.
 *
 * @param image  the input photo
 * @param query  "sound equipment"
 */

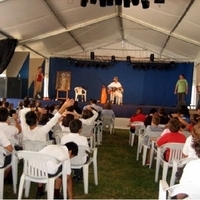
xmin=6 ymin=77 xmax=22 ymax=98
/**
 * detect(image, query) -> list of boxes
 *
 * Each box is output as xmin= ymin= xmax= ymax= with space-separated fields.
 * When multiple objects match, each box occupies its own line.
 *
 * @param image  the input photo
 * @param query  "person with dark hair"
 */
xmin=73 ymin=101 xmax=82 ymax=115
xmin=158 ymin=107 xmax=169 ymax=125
xmin=2 ymin=102 xmax=10 ymax=110
xmin=101 ymin=102 xmax=115 ymax=120
xmin=33 ymin=66 xmax=44 ymax=99
xmin=144 ymin=108 xmax=158 ymax=127
xmin=80 ymin=106 xmax=98 ymax=126
xmin=156 ymin=118 xmax=186 ymax=161
xmin=174 ymin=74 xmax=188 ymax=104
xmin=60 ymin=114 xmax=74 ymax=132
xmin=38 ymin=141 xmax=78 ymax=199
xmin=0 ymin=107 xmax=21 ymax=140
xmin=21 ymin=99 xmax=74 ymax=141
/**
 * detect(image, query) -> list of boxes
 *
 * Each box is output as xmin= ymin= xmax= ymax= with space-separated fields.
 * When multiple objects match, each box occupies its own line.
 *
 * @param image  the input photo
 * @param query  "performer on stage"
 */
xmin=108 ymin=76 xmax=123 ymax=105
xmin=174 ymin=74 xmax=188 ymax=105
xmin=33 ymin=67 xmax=44 ymax=99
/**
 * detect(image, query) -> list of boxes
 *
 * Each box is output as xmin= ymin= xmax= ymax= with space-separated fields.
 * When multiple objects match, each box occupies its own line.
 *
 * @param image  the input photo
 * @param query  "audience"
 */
xmin=144 ymin=108 xmax=158 ymax=127
xmin=146 ymin=116 xmax=164 ymax=132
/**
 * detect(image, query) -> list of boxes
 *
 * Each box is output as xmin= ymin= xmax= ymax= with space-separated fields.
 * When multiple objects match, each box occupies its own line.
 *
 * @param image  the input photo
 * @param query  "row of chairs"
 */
xmin=0 ymin=140 xmax=98 ymax=199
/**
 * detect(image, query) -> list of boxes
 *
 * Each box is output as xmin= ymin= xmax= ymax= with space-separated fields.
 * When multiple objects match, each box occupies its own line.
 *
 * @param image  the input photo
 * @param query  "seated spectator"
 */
xmin=177 ymin=106 xmax=190 ymax=123
xmin=158 ymin=107 xmax=169 ymax=124
xmin=38 ymin=142 xmax=78 ymax=199
xmin=156 ymin=118 xmax=186 ymax=161
xmin=60 ymin=114 xmax=74 ymax=132
xmin=129 ymin=108 xmax=146 ymax=133
xmin=73 ymin=101 xmax=82 ymax=115
xmin=21 ymin=99 xmax=74 ymax=141
xmin=146 ymin=116 xmax=165 ymax=132
xmin=80 ymin=107 xmax=98 ymax=126
xmin=101 ymin=102 xmax=115 ymax=120
xmin=144 ymin=108 xmax=158 ymax=127
xmin=177 ymin=123 xmax=200 ymax=199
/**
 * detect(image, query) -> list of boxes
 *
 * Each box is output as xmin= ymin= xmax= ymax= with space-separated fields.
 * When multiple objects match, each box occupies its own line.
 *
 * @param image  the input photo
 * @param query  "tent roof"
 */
xmin=0 ymin=0 xmax=199 ymax=62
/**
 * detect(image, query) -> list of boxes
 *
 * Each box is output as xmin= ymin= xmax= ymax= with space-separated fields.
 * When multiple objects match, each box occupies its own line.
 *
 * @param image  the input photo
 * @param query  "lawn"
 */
xmin=3 ymin=129 xmax=161 ymax=199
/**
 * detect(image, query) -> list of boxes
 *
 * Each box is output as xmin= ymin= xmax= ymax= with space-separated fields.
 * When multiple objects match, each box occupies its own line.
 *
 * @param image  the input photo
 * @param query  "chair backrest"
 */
xmin=74 ymin=87 xmax=85 ymax=95
xmin=142 ymin=131 xmax=162 ymax=146
xmin=159 ymin=143 xmax=184 ymax=163
xmin=0 ymin=146 xmax=11 ymax=167
xmin=22 ymin=140 xmax=52 ymax=152
xmin=80 ymin=124 xmax=94 ymax=137
xmin=70 ymin=145 xmax=91 ymax=167
xmin=17 ymin=151 xmax=61 ymax=179
xmin=159 ymin=180 xmax=200 ymax=200
xmin=54 ymin=131 xmax=69 ymax=144
xmin=102 ymin=115 xmax=114 ymax=126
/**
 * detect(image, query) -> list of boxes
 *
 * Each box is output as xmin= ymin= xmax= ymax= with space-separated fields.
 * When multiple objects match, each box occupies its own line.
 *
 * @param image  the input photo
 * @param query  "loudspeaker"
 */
xmin=90 ymin=52 xmax=95 ymax=60
xmin=6 ymin=77 xmax=22 ymax=98
xmin=154 ymin=0 xmax=165 ymax=3
xmin=150 ymin=54 xmax=154 ymax=62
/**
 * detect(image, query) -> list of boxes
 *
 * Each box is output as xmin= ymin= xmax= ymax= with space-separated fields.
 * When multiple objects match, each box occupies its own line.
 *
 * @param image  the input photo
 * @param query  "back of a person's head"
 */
xmin=62 ymin=114 xmax=74 ymax=127
xmin=191 ymin=122 xmax=200 ymax=158
xmin=158 ymin=107 xmax=165 ymax=115
xmin=82 ymin=109 xmax=93 ymax=119
xmin=149 ymin=108 xmax=157 ymax=115
xmin=64 ymin=141 xmax=78 ymax=157
xmin=38 ymin=114 xmax=49 ymax=125
xmin=8 ymin=109 xmax=16 ymax=117
xmin=152 ymin=116 xmax=160 ymax=125
xmin=69 ymin=119 xmax=82 ymax=133
xmin=3 ymin=101 xmax=10 ymax=109
xmin=0 ymin=107 xmax=9 ymax=122
xmin=23 ymin=99 xmax=30 ymax=108
xmin=168 ymin=118 xmax=180 ymax=132
xmin=67 ymin=106 xmax=74 ymax=112
xmin=25 ymin=111 xmax=37 ymax=126
xmin=136 ymin=108 xmax=143 ymax=114
xmin=91 ymin=99 xmax=97 ymax=104
xmin=104 ymin=102 xmax=111 ymax=110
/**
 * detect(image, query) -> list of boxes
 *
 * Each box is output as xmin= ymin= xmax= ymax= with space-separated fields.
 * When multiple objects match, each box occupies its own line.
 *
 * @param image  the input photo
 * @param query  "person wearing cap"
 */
xmin=174 ymin=74 xmax=188 ymax=104
xmin=107 ymin=76 xmax=123 ymax=105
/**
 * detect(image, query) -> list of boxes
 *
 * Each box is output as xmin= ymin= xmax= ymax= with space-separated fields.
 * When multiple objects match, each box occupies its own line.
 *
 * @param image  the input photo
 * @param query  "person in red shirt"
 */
xmin=129 ymin=108 xmax=146 ymax=133
xmin=33 ymin=66 xmax=44 ymax=99
xmin=156 ymin=118 xmax=186 ymax=161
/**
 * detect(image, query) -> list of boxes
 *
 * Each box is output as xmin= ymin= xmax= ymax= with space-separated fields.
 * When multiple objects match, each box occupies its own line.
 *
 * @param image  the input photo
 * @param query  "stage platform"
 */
xmin=7 ymin=98 xmax=177 ymax=118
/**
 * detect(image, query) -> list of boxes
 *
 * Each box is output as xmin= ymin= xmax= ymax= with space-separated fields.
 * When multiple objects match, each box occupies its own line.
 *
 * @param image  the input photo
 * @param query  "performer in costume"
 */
xmin=108 ymin=76 xmax=123 ymax=105
xmin=33 ymin=67 xmax=44 ymax=99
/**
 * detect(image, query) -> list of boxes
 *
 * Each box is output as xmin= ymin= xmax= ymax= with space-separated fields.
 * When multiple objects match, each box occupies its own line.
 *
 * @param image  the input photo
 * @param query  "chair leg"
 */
xmin=83 ymin=165 xmax=89 ymax=194
xmin=12 ymin=155 xmax=18 ymax=194
xmin=142 ymin=146 xmax=148 ymax=166
xmin=131 ymin=133 xmax=135 ymax=146
xmin=47 ymin=179 xmax=55 ymax=199
xmin=18 ymin=174 xmax=25 ymax=200
xmin=0 ymin=170 xmax=4 ymax=199
xmin=155 ymin=158 xmax=161 ymax=182
xmin=170 ymin=161 xmax=178 ymax=186
xmin=162 ymin=163 xmax=169 ymax=181
xmin=93 ymin=158 xmax=98 ymax=185
xmin=25 ymin=180 xmax=31 ymax=197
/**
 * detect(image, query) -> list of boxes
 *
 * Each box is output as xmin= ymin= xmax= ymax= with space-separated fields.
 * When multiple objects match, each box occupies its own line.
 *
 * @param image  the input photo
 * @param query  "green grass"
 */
xmin=3 ymin=129 xmax=163 ymax=199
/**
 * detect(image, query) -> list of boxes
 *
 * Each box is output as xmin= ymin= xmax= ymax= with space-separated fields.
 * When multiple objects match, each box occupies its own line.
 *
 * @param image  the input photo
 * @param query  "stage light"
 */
xmin=154 ymin=0 xmax=165 ymax=3
xmin=99 ymin=0 xmax=106 ymax=7
xmin=115 ymin=0 xmax=122 ymax=5
xmin=107 ymin=0 xmax=114 ymax=6
xmin=80 ymin=0 xmax=88 ymax=7
xmin=123 ymin=0 xmax=130 ymax=7
xmin=141 ymin=0 xmax=150 ymax=9
xmin=90 ymin=0 xmax=97 ymax=4
xmin=131 ymin=0 xmax=139 ymax=6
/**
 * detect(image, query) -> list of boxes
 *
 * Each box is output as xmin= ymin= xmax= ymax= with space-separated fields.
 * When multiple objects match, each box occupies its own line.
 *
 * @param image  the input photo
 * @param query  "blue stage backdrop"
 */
xmin=49 ymin=58 xmax=194 ymax=107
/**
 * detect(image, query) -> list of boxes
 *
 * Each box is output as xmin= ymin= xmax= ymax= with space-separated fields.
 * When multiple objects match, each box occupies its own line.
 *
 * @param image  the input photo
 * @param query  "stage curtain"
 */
xmin=0 ymin=38 xmax=18 ymax=74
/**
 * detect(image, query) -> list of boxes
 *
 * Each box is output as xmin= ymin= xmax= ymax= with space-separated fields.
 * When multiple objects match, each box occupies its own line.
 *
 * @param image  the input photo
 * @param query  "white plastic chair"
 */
xmin=17 ymin=151 xmax=68 ymax=200
xmin=136 ymin=128 xmax=146 ymax=161
xmin=129 ymin=121 xmax=145 ymax=147
xmin=102 ymin=115 xmax=115 ymax=134
xmin=141 ymin=131 xmax=162 ymax=166
xmin=70 ymin=145 xmax=98 ymax=194
xmin=94 ymin=121 xmax=103 ymax=145
xmin=158 ymin=180 xmax=200 ymax=200
xmin=170 ymin=157 xmax=197 ymax=186
xmin=54 ymin=131 xmax=69 ymax=144
xmin=0 ymin=147 xmax=18 ymax=199
xmin=22 ymin=140 xmax=52 ymax=152
xmin=74 ymin=87 xmax=87 ymax=102
xmin=155 ymin=143 xmax=184 ymax=183
xmin=80 ymin=124 xmax=95 ymax=148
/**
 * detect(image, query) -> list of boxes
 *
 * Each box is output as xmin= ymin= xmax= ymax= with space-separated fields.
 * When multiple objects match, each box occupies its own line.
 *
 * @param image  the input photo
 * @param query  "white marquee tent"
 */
xmin=0 ymin=0 xmax=199 ymax=103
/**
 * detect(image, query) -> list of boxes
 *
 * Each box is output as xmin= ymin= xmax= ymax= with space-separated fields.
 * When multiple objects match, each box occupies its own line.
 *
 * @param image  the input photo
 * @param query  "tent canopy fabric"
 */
xmin=0 ymin=0 xmax=199 ymax=62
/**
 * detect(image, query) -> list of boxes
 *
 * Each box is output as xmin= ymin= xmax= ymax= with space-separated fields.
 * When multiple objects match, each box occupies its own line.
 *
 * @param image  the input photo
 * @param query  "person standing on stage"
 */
xmin=108 ymin=76 xmax=123 ymax=105
xmin=33 ymin=67 xmax=44 ymax=99
xmin=174 ymin=74 xmax=188 ymax=104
